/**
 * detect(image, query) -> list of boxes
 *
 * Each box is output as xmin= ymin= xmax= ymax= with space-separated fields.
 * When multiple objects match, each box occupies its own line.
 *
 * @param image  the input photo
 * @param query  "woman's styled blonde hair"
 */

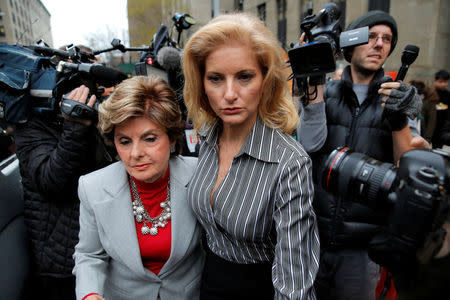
xmin=183 ymin=13 xmax=298 ymax=134
xmin=98 ymin=76 xmax=184 ymax=155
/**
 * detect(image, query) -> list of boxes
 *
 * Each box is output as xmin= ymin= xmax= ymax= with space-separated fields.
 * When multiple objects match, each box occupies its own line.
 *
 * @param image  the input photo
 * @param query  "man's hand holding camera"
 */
xmin=61 ymin=85 xmax=97 ymax=126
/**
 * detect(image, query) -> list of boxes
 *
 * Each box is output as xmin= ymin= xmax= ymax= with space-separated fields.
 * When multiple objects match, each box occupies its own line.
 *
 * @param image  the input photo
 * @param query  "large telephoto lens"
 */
xmin=322 ymin=147 xmax=397 ymax=209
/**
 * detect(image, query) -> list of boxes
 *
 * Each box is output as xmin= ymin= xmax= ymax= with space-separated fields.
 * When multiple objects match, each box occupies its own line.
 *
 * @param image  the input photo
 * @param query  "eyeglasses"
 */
xmin=368 ymin=32 xmax=392 ymax=45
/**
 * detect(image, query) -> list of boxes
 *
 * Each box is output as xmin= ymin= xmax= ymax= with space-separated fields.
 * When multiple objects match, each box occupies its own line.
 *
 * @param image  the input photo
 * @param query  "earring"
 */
xmin=170 ymin=145 xmax=175 ymax=153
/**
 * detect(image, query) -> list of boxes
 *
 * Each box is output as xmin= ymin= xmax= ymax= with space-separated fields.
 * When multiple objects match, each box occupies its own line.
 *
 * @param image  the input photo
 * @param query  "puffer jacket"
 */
xmin=311 ymin=66 xmax=395 ymax=248
xmin=14 ymin=116 xmax=114 ymax=276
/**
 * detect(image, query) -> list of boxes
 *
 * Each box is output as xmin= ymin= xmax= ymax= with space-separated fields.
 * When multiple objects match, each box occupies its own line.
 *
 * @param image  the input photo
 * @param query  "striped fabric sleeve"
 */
xmin=272 ymin=154 xmax=320 ymax=300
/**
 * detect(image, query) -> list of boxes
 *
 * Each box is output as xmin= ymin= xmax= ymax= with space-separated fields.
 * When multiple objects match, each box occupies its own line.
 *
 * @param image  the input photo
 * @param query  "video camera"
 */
xmin=323 ymin=147 xmax=450 ymax=273
xmin=135 ymin=13 xmax=195 ymax=78
xmin=0 ymin=42 xmax=127 ymax=124
xmin=54 ymin=59 xmax=127 ymax=121
xmin=288 ymin=3 xmax=369 ymax=103
xmin=132 ymin=13 xmax=195 ymax=120
xmin=289 ymin=3 xmax=342 ymax=79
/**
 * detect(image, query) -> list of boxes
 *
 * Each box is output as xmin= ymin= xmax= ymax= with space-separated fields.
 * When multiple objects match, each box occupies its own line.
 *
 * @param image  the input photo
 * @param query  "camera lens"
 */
xmin=313 ymin=34 xmax=339 ymax=57
xmin=323 ymin=147 xmax=397 ymax=209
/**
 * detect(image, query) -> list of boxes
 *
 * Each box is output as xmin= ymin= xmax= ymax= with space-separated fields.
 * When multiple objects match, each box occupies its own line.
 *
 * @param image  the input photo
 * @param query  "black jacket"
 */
xmin=432 ymin=89 xmax=450 ymax=148
xmin=14 ymin=116 xmax=113 ymax=277
xmin=311 ymin=66 xmax=394 ymax=248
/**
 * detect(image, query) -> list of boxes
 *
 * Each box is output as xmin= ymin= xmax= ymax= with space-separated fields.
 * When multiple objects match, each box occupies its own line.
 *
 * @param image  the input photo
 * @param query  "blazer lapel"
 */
xmin=94 ymin=162 xmax=148 ymax=277
xmin=159 ymin=157 xmax=197 ymax=277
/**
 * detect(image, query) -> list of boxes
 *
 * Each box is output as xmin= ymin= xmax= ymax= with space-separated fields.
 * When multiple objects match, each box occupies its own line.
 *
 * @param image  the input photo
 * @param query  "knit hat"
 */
xmin=343 ymin=10 xmax=398 ymax=62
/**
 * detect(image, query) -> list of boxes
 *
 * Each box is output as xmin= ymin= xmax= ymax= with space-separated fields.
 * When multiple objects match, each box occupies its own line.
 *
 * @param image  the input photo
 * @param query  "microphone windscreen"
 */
xmin=401 ymin=45 xmax=419 ymax=65
xmin=157 ymin=46 xmax=181 ymax=71
xmin=90 ymin=65 xmax=127 ymax=87
xmin=324 ymin=2 xmax=341 ymax=20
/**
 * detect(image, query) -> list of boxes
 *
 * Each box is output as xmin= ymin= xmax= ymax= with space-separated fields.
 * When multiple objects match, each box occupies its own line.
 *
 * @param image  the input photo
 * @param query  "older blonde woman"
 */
xmin=73 ymin=76 xmax=204 ymax=300
xmin=183 ymin=13 xmax=319 ymax=300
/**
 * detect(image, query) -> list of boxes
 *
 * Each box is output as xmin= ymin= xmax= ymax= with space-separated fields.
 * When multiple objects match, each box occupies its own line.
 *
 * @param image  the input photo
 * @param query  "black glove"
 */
xmin=383 ymin=81 xmax=422 ymax=131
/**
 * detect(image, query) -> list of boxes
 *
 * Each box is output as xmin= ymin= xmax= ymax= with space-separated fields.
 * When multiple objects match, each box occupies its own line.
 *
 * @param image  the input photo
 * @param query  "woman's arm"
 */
xmin=73 ymin=176 xmax=110 ymax=300
xmin=272 ymin=155 xmax=320 ymax=300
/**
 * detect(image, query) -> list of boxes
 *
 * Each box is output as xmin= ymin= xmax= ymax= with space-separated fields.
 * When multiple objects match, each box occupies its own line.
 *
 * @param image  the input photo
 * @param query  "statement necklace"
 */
xmin=129 ymin=176 xmax=171 ymax=236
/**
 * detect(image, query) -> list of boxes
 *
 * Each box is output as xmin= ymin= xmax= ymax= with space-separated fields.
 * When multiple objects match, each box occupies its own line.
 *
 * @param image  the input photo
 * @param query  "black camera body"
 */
xmin=288 ymin=3 xmax=370 ymax=105
xmin=289 ymin=3 xmax=342 ymax=79
xmin=323 ymin=147 xmax=450 ymax=273
xmin=288 ymin=3 xmax=370 ymax=81
xmin=54 ymin=60 xmax=126 ymax=121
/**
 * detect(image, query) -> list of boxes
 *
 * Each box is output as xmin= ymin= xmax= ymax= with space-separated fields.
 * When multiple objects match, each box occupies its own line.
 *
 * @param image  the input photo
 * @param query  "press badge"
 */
xmin=185 ymin=129 xmax=199 ymax=153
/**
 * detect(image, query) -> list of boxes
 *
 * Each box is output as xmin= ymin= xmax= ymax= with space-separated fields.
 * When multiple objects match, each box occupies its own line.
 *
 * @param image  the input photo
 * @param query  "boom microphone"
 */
xmin=395 ymin=45 xmax=419 ymax=82
xmin=156 ymin=46 xmax=182 ymax=71
xmin=58 ymin=61 xmax=127 ymax=87
xmin=29 ymin=45 xmax=70 ymax=60
xmin=89 ymin=65 xmax=127 ymax=87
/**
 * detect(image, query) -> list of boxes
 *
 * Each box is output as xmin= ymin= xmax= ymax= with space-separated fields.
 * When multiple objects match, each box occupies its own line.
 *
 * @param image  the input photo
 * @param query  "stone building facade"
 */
xmin=0 ymin=0 xmax=52 ymax=46
xmin=132 ymin=0 xmax=448 ymax=83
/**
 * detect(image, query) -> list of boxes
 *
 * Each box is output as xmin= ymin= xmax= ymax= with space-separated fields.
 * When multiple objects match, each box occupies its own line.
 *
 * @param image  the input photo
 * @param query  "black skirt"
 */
xmin=200 ymin=245 xmax=274 ymax=300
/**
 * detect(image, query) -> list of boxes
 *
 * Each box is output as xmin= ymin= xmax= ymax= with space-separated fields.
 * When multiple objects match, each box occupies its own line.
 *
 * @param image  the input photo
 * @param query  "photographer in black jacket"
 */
xmin=14 ymin=85 xmax=114 ymax=300
xmin=297 ymin=10 xmax=428 ymax=300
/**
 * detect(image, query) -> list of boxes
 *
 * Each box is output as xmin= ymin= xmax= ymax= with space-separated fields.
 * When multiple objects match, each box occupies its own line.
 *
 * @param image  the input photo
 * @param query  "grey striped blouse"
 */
xmin=187 ymin=117 xmax=320 ymax=300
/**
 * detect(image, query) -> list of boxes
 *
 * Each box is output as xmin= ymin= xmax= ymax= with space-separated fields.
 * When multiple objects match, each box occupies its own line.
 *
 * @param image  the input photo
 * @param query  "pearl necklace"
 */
xmin=129 ymin=176 xmax=171 ymax=236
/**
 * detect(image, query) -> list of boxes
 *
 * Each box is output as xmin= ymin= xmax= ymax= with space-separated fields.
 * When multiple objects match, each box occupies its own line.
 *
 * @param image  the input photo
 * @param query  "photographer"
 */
xmin=13 ymin=85 xmax=115 ymax=300
xmin=297 ymin=10 xmax=428 ymax=300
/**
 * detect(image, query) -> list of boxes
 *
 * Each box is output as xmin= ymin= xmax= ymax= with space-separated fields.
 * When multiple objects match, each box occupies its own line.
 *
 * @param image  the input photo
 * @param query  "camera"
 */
xmin=323 ymin=146 xmax=450 ymax=272
xmin=289 ymin=3 xmax=342 ymax=79
xmin=52 ymin=59 xmax=126 ymax=121
xmin=288 ymin=3 xmax=369 ymax=81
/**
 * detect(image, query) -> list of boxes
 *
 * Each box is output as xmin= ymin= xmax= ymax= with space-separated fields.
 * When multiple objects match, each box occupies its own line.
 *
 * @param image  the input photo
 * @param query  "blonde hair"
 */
xmin=98 ymin=76 xmax=184 ymax=155
xmin=183 ymin=13 xmax=298 ymax=134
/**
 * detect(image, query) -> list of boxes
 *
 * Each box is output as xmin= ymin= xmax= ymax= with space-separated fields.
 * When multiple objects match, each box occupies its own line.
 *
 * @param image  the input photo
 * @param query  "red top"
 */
xmin=131 ymin=167 xmax=171 ymax=275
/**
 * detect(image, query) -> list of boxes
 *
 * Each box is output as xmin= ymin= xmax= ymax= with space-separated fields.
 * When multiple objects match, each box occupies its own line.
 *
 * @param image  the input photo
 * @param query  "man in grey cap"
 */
xmin=297 ymin=10 xmax=426 ymax=300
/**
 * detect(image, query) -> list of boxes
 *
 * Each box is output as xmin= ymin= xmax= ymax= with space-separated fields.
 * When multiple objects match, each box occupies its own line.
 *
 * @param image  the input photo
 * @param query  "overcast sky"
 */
xmin=41 ymin=0 xmax=129 ymax=48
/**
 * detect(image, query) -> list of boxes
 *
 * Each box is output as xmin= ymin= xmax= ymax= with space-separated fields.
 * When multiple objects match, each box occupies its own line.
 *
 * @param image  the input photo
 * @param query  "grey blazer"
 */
xmin=73 ymin=156 xmax=204 ymax=300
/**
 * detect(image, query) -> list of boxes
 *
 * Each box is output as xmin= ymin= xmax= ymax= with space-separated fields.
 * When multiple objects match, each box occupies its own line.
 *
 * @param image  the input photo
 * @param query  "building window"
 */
xmin=257 ymin=3 xmax=266 ymax=23
xmin=277 ymin=0 xmax=287 ymax=48
xmin=12 ymin=12 xmax=16 ymax=24
xmin=369 ymin=0 xmax=390 ymax=12
xmin=235 ymin=0 xmax=244 ymax=11
xmin=0 ymin=25 xmax=5 ymax=37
